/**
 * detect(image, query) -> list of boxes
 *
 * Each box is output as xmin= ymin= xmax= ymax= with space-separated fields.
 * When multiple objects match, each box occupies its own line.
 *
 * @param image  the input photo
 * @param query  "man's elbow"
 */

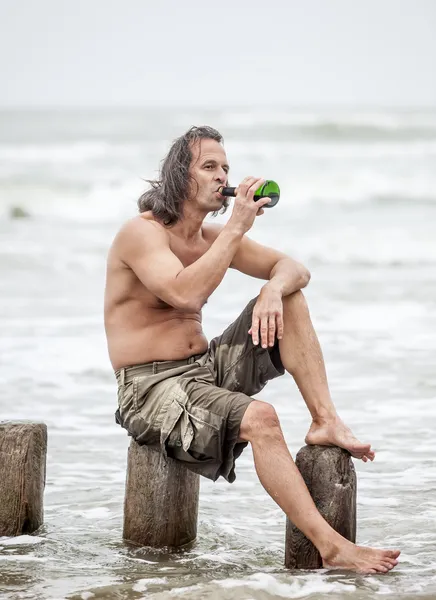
xmin=164 ymin=281 xmax=204 ymax=312
xmin=173 ymin=293 xmax=204 ymax=313
xmin=182 ymin=299 xmax=204 ymax=313
xmin=298 ymin=266 xmax=311 ymax=289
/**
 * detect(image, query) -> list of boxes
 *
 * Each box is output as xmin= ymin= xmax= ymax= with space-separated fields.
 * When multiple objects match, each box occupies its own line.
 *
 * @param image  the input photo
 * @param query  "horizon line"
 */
xmin=0 ymin=103 xmax=435 ymax=112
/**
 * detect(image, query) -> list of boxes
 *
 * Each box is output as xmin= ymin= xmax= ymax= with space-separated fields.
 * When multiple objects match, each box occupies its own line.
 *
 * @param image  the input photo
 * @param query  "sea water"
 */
xmin=0 ymin=107 xmax=435 ymax=599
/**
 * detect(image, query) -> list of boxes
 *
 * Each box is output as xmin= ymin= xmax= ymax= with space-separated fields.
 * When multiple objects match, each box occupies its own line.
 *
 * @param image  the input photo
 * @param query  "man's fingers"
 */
xmin=239 ymin=176 xmax=261 ymax=196
xmin=252 ymin=310 xmax=283 ymax=347
xmin=257 ymin=196 xmax=271 ymax=209
xmin=239 ymin=177 xmax=265 ymax=202
xmin=268 ymin=317 xmax=276 ymax=347
xmin=250 ymin=316 xmax=260 ymax=345
xmin=256 ymin=198 xmax=270 ymax=215
xmin=248 ymin=177 xmax=265 ymax=195
xmin=276 ymin=313 xmax=284 ymax=340
xmin=260 ymin=316 xmax=269 ymax=348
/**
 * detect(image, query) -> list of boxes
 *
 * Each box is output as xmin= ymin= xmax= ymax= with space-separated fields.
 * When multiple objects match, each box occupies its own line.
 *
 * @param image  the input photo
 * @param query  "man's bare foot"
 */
xmin=305 ymin=417 xmax=375 ymax=461
xmin=322 ymin=539 xmax=400 ymax=574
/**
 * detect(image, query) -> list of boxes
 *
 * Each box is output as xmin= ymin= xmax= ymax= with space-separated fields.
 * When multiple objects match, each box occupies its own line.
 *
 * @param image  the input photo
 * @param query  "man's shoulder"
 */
xmin=116 ymin=214 xmax=169 ymax=243
xmin=109 ymin=214 xmax=170 ymax=262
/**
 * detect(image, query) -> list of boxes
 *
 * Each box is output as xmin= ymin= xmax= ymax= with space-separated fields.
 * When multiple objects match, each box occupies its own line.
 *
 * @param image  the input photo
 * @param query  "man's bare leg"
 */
xmin=278 ymin=291 xmax=374 ymax=461
xmin=240 ymin=401 xmax=400 ymax=573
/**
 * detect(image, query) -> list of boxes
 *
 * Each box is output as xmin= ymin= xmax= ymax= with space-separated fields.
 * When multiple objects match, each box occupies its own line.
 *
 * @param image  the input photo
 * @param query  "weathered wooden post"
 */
xmin=285 ymin=445 xmax=356 ymax=569
xmin=123 ymin=440 xmax=200 ymax=549
xmin=0 ymin=421 xmax=47 ymax=537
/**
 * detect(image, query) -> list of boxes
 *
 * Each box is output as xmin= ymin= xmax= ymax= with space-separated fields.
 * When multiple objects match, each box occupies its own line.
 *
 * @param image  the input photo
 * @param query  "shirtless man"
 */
xmin=104 ymin=125 xmax=400 ymax=573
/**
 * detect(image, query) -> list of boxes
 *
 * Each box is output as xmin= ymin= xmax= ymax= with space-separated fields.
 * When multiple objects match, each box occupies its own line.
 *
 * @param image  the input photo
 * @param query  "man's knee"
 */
xmin=283 ymin=289 xmax=307 ymax=310
xmin=282 ymin=291 xmax=311 ymax=328
xmin=239 ymin=400 xmax=281 ymax=442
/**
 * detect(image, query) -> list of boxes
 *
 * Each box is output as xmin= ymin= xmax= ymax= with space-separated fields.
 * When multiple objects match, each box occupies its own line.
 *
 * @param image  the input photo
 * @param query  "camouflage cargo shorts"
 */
xmin=115 ymin=297 xmax=285 ymax=482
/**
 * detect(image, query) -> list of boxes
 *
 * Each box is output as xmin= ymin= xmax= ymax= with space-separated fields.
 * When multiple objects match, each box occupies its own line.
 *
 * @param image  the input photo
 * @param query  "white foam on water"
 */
xmin=169 ymin=584 xmax=204 ymax=596
xmin=216 ymin=572 xmax=357 ymax=598
xmin=358 ymin=497 xmax=401 ymax=507
xmin=132 ymin=577 xmax=169 ymax=592
xmin=0 ymin=535 xmax=46 ymax=546
xmin=79 ymin=507 xmax=112 ymax=520
xmin=0 ymin=555 xmax=47 ymax=562
xmin=189 ymin=552 xmax=240 ymax=566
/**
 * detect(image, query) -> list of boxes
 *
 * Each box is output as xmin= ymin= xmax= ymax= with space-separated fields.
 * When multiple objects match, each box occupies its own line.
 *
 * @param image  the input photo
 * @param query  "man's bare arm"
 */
xmin=228 ymin=233 xmax=310 ymax=348
xmin=230 ymin=234 xmax=311 ymax=295
xmin=116 ymin=177 xmax=271 ymax=311
xmin=266 ymin=257 xmax=311 ymax=296
xmin=117 ymin=218 xmax=244 ymax=311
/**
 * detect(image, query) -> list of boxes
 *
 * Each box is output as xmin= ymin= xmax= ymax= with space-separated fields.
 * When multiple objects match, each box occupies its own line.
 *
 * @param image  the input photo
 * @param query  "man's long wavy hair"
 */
xmin=137 ymin=125 xmax=229 ymax=226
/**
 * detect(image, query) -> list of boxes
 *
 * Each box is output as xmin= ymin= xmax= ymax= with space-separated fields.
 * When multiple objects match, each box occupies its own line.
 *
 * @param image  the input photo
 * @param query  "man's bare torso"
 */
xmin=104 ymin=212 xmax=220 ymax=370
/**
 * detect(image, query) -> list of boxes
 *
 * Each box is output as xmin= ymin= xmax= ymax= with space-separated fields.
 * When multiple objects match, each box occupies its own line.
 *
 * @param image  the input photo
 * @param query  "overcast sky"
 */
xmin=1 ymin=0 xmax=435 ymax=108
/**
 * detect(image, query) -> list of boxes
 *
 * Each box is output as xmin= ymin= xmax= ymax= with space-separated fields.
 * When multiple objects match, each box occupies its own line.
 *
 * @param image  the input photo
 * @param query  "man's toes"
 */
xmin=362 ymin=452 xmax=376 ymax=462
xmin=352 ymin=442 xmax=371 ymax=455
xmin=372 ymin=564 xmax=389 ymax=573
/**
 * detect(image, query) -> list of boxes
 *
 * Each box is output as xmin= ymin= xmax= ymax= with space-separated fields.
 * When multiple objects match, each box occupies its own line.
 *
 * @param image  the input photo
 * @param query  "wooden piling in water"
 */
xmin=123 ymin=440 xmax=200 ymax=549
xmin=0 ymin=421 xmax=47 ymax=537
xmin=285 ymin=445 xmax=357 ymax=569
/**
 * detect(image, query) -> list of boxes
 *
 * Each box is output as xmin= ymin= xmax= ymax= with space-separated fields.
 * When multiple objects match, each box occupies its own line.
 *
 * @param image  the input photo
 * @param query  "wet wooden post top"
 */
xmin=123 ymin=440 xmax=200 ymax=549
xmin=0 ymin=421 xmax=47 ymax=537
xmin=285 ymin=445 xmax=357 ymax=569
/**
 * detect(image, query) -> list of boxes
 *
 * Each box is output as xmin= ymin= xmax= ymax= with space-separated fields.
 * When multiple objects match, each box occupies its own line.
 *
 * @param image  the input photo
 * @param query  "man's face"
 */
xmin=188 ymin=138 xmax=229 ymax=211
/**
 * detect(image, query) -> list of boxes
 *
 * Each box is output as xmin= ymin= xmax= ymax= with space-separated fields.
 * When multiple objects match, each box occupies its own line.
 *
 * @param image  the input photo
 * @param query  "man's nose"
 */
xmin=215 ymin=168 xmax=227 ymax=183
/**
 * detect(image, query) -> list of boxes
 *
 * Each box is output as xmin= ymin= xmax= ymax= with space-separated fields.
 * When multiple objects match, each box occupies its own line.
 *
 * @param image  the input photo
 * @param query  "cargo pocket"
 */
xmin=117 ymin=376 xmax=161 ymax=445
xmin=132 ymin=375 xmax=149 ymax=412
xmin=160 ymin=391 xmax=194 ymax=455
xmin=116 ymin=380 xmax=137 ymax=435
xmin=117 ymin=380 xmax=134 ymax=420
xmin=163 ymin=392 xmax=224 ymax=464
xmin=189 ymin=405 xmax=224 ymax=462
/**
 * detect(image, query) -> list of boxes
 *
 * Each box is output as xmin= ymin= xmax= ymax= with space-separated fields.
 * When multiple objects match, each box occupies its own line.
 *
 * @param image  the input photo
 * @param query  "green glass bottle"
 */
xmin=219 ymin=180 xmax=280 ymax=208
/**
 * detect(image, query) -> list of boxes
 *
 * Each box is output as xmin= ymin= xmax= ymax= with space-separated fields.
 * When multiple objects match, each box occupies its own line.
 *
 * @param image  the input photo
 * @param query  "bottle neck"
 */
xmin=219 ymin=186 xmax=237 ymax=197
